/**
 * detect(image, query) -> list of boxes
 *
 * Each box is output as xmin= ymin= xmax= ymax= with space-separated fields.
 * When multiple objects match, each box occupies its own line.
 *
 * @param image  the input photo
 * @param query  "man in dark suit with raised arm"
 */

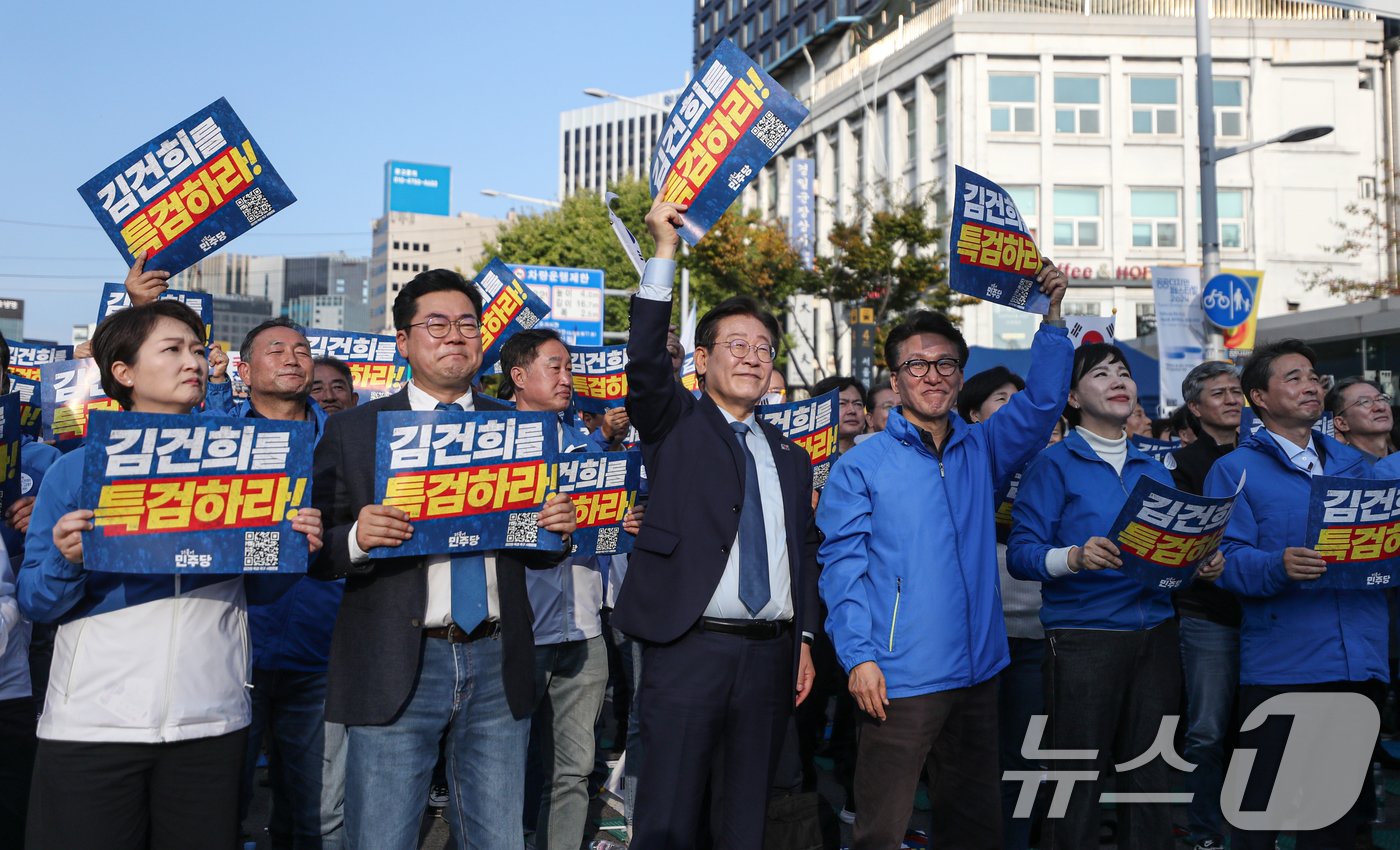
xmin=613 ymin=199 xmax=818 ymax=850
xmin=310 ymin=269 xmax=578 ymax=850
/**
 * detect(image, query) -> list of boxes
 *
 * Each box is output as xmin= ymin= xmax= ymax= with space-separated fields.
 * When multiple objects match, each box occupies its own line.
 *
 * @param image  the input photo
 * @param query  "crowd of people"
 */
xmin=0 ymin=193 xmax=1395 ymax=850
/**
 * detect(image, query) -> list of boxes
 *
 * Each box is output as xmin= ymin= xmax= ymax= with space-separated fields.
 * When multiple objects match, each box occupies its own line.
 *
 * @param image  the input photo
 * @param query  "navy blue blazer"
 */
xmin=612 ymin=294 xmax=820 ymax=652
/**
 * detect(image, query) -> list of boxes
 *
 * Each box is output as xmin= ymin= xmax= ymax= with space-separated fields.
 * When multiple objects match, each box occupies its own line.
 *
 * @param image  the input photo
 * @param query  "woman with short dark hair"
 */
xmin=17 ymin=301 xmax=323 ymax=850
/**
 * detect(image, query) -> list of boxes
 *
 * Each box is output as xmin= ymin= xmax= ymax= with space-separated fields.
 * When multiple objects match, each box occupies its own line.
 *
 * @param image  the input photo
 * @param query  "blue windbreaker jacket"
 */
xmin=1006 ymin=429 xmax=1176 ymax=631
xmin=1206 ymin=428 xmax=1387 ymax=686
xmin=817 ymin=322 xmax=1071 ymax=698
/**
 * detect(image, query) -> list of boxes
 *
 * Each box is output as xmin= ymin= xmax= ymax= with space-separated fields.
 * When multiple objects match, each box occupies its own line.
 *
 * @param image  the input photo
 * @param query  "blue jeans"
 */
xmin=999 ymin=637 xmax=1045 ymax=850
xmin=1178 ymin=616 xmax=1239 ymax=846
xmin=241 ymin=668 xmax=346 ymax=850
xmin=344 ymin=634 xmax=529 ymax=850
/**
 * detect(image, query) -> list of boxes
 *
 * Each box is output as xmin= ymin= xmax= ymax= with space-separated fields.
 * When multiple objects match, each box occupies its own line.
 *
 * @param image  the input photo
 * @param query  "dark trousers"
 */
xmin=26 ymin=727 xmax=248 ymax=850
xmin=631 ymin=627 xmax=792 ymax=850
xmin=1231 ymin=680 xmax=1385 ymax=850
xmin=852 ymin=677 xmax=1002 ymax=850
xmin=1041 ymin=622 xmax=1180 ymax=850
xmin=0 ymin=697 xmax=36 ymax=849
xmin=795 ymin=627 xmax=857 ymax=804
xmin=998 ymin=637 xmax=1046 ymax=850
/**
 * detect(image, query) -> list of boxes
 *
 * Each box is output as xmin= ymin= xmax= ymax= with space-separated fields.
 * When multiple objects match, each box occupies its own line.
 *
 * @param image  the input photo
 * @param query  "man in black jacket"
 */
xmin=311 ymin=270 xmax=577 ymax=850
xmin=1169 ymin=360 xmax=1243 ymax=850
xmin=615 ymin=199 xmax=818 ymax=850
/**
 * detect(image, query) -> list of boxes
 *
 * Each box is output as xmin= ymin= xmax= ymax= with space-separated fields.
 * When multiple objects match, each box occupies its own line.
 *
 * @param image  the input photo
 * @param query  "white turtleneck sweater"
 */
xmin=1045 ymin=426 xmax=1128 ymax=577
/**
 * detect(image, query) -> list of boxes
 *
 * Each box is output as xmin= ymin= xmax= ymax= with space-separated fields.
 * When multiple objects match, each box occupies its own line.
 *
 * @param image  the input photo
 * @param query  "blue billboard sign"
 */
xmin=507 ymin=263 xmax=605 ymax=346
xmin=384 ymin=160 xmax=450 ymax=216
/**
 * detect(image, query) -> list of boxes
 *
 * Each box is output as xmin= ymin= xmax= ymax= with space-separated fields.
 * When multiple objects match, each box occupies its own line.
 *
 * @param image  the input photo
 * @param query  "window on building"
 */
xmin=1130 ymin=188 xmax=1180 ymax=248
xmin=1135 ymin=302 xmax=1157 ymax=337
xmin=779 ymin=0 xmax=789 ymax=19
xmin=1197 ymin=188 xmax=1248 ymax=250
xmin=1053 ymin=187 xmax=1102 ymax=247
xmin=760 ymin=7 xmax=770 ymax=30
xmin=392 ymin=262 xmax=400 ymax=270
xmin=902 ymin=92 xmax=917 ymax=169
xmin=989 ymin=73 xmax=1036 ymax=133
xmin=1054 ymin=75 xmax=1102 ymax=134
xmin=422 ymin=243 xmax=430 ymax=252
xmin=412 ymin=242 xmax=420 ymax=251
xmin=392 ymin=241 xmax=400 ymax=250
xmin=1004 ymin=185 xmax=1039 ymax=241
xmin=1214 ymin=79 xmax=1246 ymax=138
xmin=745 ymin=17 xmax=755 ymax=45
xmin=1129 ymin=76 xmax=1178 ymax=135
xmin=933 ymin=84 xmax=947 ymax=148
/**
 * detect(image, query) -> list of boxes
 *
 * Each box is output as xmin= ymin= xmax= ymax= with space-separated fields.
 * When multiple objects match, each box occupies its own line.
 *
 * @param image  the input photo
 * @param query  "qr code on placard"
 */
xmin=244 ymin=531 xmax=280 ymax=570
xmin=505 ymin=512 xmax=539 ymax=547
xmin=812 ymin=462 xmax=830 ymax=490
xmin=236 ymin=187 xmax=274 ymax=226
xmin=518 ymin=308 xmax=540 ymax=329
xmin=596 ymin=526 xmax=620 ymax=554
xmin=750 ymin=113 xmax=791 ymax=152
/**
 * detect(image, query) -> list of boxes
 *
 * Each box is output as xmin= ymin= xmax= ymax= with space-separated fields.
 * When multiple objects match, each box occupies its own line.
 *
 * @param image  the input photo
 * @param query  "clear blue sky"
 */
xmin=0 ymin=0 xmax=690 ymax=342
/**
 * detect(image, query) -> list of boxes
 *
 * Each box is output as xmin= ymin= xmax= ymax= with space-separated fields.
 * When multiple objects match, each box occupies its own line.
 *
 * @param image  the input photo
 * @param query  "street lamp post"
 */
xmin=479 ymin=188 xmax=562 ymax=209
xmin=1195 ymin=0 xmax=1333 ymax=359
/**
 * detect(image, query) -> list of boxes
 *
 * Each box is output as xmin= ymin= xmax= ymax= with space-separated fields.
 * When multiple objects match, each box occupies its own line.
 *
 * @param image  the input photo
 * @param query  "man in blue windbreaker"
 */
xmin=1206 ymin=338 xmax=1385 ymax=850
xmin=816 ymin=263 xmax=1070 ymax=850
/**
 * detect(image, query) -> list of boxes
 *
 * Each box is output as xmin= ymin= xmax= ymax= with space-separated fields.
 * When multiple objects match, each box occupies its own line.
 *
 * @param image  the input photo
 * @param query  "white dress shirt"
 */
xmin=1267 ymin=428 xmax=1322 ymax=476
xmin=348 ymin=381 xmax=499 ymax=627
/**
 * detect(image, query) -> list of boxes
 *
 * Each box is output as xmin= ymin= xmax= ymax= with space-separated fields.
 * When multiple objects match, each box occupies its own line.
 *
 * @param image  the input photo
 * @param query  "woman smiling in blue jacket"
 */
xmin=1008 ymin=342 xmax=1223 ymax=850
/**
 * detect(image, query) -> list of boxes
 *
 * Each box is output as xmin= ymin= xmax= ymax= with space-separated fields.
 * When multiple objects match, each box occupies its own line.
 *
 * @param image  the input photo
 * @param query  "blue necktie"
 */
xmin=437 ymin=401 xmax=489 ymax=631
xmin=731 ymin=421 xmax=771 ymax=616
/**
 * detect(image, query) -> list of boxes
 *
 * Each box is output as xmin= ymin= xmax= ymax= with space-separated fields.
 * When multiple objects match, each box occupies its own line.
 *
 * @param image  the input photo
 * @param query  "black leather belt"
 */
xmin=424 ymin=621 xmax=500 ymax=643
xmin=698 ymin=617 xmax=793 ymax=640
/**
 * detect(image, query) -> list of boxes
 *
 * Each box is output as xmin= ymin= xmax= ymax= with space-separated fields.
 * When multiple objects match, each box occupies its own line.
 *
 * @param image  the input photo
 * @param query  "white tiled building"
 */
xmin=745 ymin=0 xmax=1385 ymax=370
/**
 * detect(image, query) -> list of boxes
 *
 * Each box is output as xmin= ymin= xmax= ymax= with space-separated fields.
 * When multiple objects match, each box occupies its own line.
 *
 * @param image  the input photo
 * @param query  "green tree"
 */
xmin=1304 ymin=174 xmax=1400 ymax=302
xmin=788 ymin=181 xmax=967 ymax=382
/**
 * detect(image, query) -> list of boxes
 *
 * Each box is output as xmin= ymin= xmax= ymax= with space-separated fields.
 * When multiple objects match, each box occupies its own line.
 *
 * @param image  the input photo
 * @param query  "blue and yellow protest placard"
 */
xmin=80 ymin=411 xmax=313 ymax=574
xmin=681 ymin=352 xmax=700 ymax=397
xmin=950 ymin=166 xmax=1048 ymax=314
xmin=98 ymin=282 xmax=214 ymax=344
xmin=0 ymin=393 xmax=20 ymax=514
xmin=40 ymin=359 xmax=118 ymax=443
xmin=11 ymin=375 xmax=41 ymax=438
xmin=554 ymin=451 xmax=641 ymax=557
xmin=1305 ymin=475 xmax=1400 ymax=590
xmin=1131 ymin=435 xmax=1183 ymax=464
xmin=77 ymin=98 xmax=297 ymax=275
xmin=757 ymin=389 xmax=838 ymax=489
xmin=7 ymin=340 xmax=71 ymax=384
xmin=371 ymin=409 xmax=563 ymax=557
xmin=569 ymin=345 xmax=628 ymax=414
xmin=305 ymin=328 xmax=408 ymax=402
xmin=1108 ymin=476 xmax=1237 ymax=591
xmin=651 ymin=39 xmax=809 ymax=245
xmin=474 ymin=259 xmax=552 ymax=374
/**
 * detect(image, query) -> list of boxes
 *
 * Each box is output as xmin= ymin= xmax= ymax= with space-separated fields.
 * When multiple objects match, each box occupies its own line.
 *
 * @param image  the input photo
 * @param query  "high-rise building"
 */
xmin=368 ymin=211 xmax=501 ymax=332
xmin=734 ymin=0 xmax=1387 ymax=371
xmin=0 ymin=298 xmax=23 ymax=341
xmin=559 ymin=89 xmax=682 ymax=198
xmin=213 ymin=294 xmax=273 ymax=350
xmin=169 ymin=253 xmax=252 ymax=297
xmin=693 ymin=0 xmax=879 ymax=70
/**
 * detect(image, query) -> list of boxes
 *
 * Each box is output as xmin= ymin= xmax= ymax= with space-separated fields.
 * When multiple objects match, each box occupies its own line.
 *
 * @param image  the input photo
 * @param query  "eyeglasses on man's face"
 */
xmin=1343 ymin=393 xmax=1393 ymax=414
xmin=409 ymin=318 xmax=481 ymax=339
xmin=708 ymin=339 xmax=777 ymax=363
xmin=895 ymin=357 xmax=960 ymax=379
